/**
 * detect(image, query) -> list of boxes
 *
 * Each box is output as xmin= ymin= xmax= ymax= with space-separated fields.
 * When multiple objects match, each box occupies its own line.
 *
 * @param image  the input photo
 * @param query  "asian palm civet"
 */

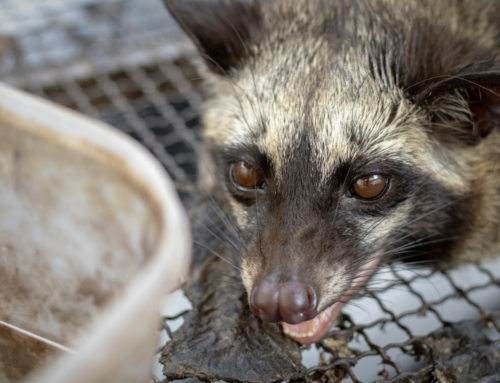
xmin=164 ymin=0 xmax=500 ymax=344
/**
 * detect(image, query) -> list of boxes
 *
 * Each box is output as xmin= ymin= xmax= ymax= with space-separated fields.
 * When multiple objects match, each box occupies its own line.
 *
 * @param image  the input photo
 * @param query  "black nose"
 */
xmin=250 ymin=280 xmax=318 ymax=324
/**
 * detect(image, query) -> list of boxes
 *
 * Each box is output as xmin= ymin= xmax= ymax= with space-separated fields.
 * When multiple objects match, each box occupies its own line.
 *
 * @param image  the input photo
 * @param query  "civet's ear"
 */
xmin=163 ymin=0 xmax=262 ymax=75
xmin=412 ymin=59 xmax=500 ymax=145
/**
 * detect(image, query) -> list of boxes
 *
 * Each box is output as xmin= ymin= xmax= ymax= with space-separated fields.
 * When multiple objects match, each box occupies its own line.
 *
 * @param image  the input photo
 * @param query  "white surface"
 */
xmin=301 ymin=259 xmax=500 ymax=382
xmin=0 ymin=82 xmax=191 ymax=383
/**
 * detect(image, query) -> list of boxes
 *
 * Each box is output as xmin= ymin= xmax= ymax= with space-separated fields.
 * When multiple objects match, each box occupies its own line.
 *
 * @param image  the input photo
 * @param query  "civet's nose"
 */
xmin=250 ymin=279 xmax=318 ymax=324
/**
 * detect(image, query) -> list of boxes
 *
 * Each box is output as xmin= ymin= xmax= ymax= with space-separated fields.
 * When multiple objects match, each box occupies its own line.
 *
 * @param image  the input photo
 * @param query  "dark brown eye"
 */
xmin=231 ymin=161 xmax=263 ymax=189
xmin=352 ymin=174 xmax=388 ymax=200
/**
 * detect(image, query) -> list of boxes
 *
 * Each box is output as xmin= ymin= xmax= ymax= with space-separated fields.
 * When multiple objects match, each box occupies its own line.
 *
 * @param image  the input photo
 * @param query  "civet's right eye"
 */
xmin=230 ymin=161 xmax=264 ymax=190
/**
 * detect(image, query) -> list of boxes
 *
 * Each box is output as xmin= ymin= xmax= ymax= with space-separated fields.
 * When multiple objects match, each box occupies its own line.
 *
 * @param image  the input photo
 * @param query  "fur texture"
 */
xmin=166 ymin=0 xmax=500 ymax=321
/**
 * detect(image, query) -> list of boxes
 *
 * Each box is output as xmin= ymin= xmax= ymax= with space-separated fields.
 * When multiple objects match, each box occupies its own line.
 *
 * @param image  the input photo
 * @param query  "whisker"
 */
xmin=0 ymin=320 xmax=75 ymax=355
xmin=192 ymin=218 xmax=243 ymax=255
xmin=192 ymin=240 xmax=241 ymax=271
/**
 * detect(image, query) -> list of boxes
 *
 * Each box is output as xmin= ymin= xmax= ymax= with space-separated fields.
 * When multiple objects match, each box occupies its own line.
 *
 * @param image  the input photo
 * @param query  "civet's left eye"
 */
xmin=351 ymin=174 xmax=388 ymax=200
xmin=230 ymin=161 xmax=264 ymax=190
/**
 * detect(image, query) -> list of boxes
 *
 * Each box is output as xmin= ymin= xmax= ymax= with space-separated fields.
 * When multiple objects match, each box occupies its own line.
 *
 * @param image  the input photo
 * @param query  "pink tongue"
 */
xmin=281 ymin=303 xmax=342 ymax=344
xmin=281 ymin=256 xmax=381 ymax=345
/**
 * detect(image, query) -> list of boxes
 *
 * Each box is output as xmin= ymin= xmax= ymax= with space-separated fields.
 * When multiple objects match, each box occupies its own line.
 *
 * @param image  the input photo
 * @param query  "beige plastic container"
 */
xmin=0 ymin=82 xmax=191 ymax=383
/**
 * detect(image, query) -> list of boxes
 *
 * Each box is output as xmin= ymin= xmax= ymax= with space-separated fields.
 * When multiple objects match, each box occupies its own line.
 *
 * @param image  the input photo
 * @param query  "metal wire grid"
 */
xmin=0 ymin=0 xmax=202 ymax=194
xmin=306 ymin=264 xmax=500 ymax=383
xmin=0 ymin=1 xmax=499 ymax=382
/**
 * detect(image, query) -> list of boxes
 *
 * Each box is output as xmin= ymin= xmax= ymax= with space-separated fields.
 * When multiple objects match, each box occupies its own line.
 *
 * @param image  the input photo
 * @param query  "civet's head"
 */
xmin=165 ymin=0 xmax=500 ymax=343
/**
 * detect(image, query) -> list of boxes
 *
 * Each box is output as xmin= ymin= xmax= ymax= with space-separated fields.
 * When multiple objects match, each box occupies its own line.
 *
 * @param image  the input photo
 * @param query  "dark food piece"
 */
xmin=160 ymin=197 xmax=306 ymax=383
xmin=424 ymin=320 xmax=500 ymax=383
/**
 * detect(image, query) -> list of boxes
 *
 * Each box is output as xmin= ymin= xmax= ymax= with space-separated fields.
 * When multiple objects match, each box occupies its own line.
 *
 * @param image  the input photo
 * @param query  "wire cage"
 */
xmin=0 ymin=0 xmax=202 ymax=197
xmin=0 ymin=1 xmax=499 ymax=382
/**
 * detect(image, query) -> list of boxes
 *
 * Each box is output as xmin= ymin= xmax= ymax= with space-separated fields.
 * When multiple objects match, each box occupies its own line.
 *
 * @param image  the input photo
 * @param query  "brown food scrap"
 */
xmin=160 ymin=198 xmax=306 ymax=383
xmin=320 ymin=336 xmax=352 ymax=360
xmin=424 ymin=320 xmax=500 ymax=383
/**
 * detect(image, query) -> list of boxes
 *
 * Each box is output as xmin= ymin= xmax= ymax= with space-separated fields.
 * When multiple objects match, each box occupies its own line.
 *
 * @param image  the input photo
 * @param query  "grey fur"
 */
xmin=166 ymin=0 xmax=500 ymax=326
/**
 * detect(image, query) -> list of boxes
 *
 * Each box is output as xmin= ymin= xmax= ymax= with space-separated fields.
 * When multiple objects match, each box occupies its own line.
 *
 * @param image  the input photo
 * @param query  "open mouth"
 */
xmin=281 ymin=256 xmax=382 ymax=345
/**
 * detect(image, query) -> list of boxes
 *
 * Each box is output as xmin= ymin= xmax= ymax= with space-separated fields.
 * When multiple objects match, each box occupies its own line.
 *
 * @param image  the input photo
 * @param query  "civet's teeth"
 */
xmin=282 ymin=327 xmax=316 ymax=338
xmin=281 ymin=313 xmax=322 ymax=339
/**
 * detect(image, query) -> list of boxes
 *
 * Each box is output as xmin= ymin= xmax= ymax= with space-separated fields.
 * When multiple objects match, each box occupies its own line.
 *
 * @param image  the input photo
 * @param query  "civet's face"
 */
xmin=165 ymin=0 xmax=500 ymax=343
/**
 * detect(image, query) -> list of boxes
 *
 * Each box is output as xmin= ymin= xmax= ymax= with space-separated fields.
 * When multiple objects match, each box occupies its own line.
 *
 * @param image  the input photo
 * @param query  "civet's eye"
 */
xmin=352 ymin=174 xmax=388 ymax=200
xmin=231 ymin=161 xmax=264 ymax=189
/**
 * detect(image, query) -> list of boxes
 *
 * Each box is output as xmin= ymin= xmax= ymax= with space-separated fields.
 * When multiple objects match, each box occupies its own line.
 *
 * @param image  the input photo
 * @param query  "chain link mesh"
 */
xmin=0 ymin=1 xmax=499 ymax=382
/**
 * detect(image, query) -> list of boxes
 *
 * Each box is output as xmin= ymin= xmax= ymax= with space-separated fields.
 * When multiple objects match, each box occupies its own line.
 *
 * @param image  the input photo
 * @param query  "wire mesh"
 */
xmin=1 ymin=1 xmax=499 ymax=382
xmin=0 ymin=0 xmax=202 ymax=197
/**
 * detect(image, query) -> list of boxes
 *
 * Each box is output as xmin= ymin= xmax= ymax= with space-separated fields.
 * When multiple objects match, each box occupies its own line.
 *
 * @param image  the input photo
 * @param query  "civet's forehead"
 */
xmin=204 ymin=48 xmax=431 ymax=185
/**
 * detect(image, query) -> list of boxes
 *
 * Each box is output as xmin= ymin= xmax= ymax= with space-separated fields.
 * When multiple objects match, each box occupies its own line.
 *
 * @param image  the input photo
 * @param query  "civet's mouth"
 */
xmin=281 ymin=256 xmax=382 ymax=345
